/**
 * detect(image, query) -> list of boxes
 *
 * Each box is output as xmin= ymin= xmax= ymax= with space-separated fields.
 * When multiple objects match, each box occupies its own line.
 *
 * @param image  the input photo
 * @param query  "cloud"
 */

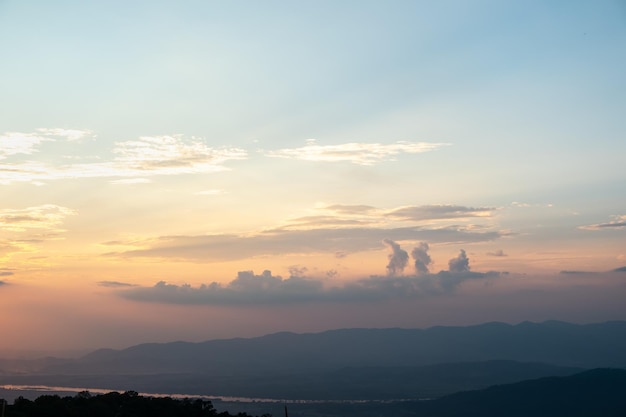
xmin=323 ymin=204 xmax=379 ymax=215
xmin=0 ymin=131 xmax=52 ymax=159
xmin=559 ymin=270 xmax=594 ymax=275
xmin=121 ymin=271 xmax=326 ymax=305
xmin=112 ymin=240 xmax=502 ymax=306
xmin=97 ymin=281 xmax=136 ymax=288
xmin=0 ymin=132 xmax=247 ymax=184
xmin=580 ymin=215 xmax=626 ymax=230
xmin=111 ymin=135 xmax=246 ymax=173
xmin=448 ymin=249 xmax=470 ymax=273
xmin=383 ymin=239 xmax=409 ymax=276
xmin=264 ymin=139 xmax=448 ymax=165
xmin=0 ymin=205 xmax=77 ymax=232
xmin=117 ymin=267 xmax=501 ymax=306
xmin=36 ymin=128 xmax=94 ymax=142
xmin=0 ymin=270 xmax=14 ymax=277
xmin=487 ymin=249 xmax=507 ymax=257
xmin=386 ymin=205 xmax=494 ymax=221
xmin=411 ymin=242 xmax=432 ymax=274
xmin=288 ymin=265 xmax=308 ymax=278
xmin=106 ymin=226 xmax=502 ymax=262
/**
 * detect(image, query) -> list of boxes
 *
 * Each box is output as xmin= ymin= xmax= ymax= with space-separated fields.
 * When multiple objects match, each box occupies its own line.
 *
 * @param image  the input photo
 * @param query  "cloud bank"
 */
xmin=114 ymin=241 xmax=499 ymax=306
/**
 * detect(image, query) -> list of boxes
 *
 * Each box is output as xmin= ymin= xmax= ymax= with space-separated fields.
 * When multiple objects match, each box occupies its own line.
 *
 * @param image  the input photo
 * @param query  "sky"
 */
xmin=1 ymin=0 xmax=625 ymax=355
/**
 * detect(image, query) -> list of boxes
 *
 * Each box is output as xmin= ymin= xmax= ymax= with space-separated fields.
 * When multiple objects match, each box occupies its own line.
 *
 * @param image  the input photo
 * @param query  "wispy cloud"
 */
xmin=580 ymin=215 xmax=626 ymax=230
xmin=104 ymin=203 xmax=503 ymax=262
xmin=104 ymin=227 xmax=502 ymax=262
xmin=36 ymin=128 xmax=94 ymax=142
xmin=0 ymin=132 xmax=247 ymax=184
xmin=97 ymin=280 xmax=136 ymax=288
xmin=264 ymin=139 xmax=449 ymax=165
xmin=0 ymin=205 xmax=77 ymax=232
xmin=386 ymin=205 xmax=494 ymax=221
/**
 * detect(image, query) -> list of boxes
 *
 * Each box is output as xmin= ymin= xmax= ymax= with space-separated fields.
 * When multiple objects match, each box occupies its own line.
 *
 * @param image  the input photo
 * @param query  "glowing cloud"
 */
xmin=265 ymin=139 xmax=448 ymax=165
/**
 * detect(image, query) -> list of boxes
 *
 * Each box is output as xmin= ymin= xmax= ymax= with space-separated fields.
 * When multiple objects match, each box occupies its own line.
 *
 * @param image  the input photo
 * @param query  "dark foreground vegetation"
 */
xmin=1 ymin=390 xmax=269 ymax=417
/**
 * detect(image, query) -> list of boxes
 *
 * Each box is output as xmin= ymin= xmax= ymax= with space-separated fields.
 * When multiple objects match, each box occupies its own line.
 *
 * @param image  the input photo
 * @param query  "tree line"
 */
xmin=1 ymin=390 xmax=272 ymax=417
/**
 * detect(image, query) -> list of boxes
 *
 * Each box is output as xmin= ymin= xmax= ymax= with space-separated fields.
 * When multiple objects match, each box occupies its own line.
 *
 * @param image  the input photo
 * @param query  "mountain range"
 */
xmin=1 ymin=320 xmax=625 ymax=401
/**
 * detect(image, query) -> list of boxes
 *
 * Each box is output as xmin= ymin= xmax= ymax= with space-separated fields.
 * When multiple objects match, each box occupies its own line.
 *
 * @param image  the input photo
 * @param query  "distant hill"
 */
xmin=425 ymin=367 xmax=626 ymax=417
xmin=32 ymin=320 xmax=626 ymax=376
xmin=282 ymin=368 xmax=626 ymax=417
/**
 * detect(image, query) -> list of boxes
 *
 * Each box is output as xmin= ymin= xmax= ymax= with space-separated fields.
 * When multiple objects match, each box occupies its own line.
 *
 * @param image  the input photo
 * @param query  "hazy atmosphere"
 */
xmin=1 ymin=0 xmax=625 ymax=354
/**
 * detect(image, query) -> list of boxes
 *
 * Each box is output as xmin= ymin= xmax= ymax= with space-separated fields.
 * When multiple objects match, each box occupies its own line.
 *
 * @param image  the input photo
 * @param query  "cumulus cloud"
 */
xmin=264 ymin=139 xmax=448 ymax=165
xmin=411 ymin=242 xmax=432 ymax=274
xmin=121 ymin=271 xmax=325 ymax=305
xmin=117 ymin=267 xmax=501 ymax=306
xmin=110 ymin=240 xmax=506 ymax=306
xmin=580 ymin=215 xmax=626 ymax=230
xmin=383 ymin=239 xmax=409 ymax=275
xmin=448 ymin=249 xmax=470 ymax=273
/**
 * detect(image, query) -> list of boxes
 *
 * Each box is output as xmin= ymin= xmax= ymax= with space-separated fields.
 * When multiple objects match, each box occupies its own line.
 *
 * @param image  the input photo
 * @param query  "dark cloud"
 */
xmin=121 ymin=271 xmax=325 ymax=305
xmin=383 ymin=239 xmax=408 ymax=276
xmin=411 ymin=242 xmax=432 ymax=275
xmin=613 ymin=266 xmax=626 ymax=273
xmin=448 ymin=249 xmax=470 ymax=273
xmin=97 ymin=280 xmax=136 ymax=288
xmin=0 ymin=271 xmax=14 ymax=277
xmin=104 ymin=226 xmax=502 ymax=262
xmin=487 ymin=249 xmax=507 ymax=257
xmin=386 ymin=205 xmax=494 ymax=221
xmin=288 ymin=265 xmax=308 ymax=278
